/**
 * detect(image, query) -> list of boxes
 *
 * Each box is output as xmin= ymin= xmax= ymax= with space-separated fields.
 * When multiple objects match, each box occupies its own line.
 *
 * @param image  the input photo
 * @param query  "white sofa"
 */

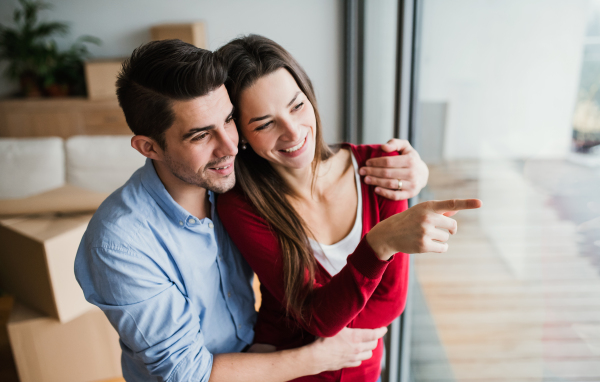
xmin=0 ymin=136 xmax=146 ymax=200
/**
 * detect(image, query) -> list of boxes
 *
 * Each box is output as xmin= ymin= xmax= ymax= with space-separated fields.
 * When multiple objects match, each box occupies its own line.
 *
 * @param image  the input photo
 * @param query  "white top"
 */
xmin=309 ymin=153 xmax=362 ymax=276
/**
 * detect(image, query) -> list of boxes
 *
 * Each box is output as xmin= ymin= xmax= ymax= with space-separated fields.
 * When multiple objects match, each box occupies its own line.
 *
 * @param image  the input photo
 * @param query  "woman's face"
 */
xmin=238 ymin=68 xmax=317 ymax=171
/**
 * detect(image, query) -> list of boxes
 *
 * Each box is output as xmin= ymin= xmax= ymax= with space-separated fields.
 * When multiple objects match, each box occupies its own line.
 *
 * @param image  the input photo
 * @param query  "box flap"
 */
xmin=0 ymin=212 xmax=93 ymax=242
xmin=0 ymin=185 xmax=108 ymax=217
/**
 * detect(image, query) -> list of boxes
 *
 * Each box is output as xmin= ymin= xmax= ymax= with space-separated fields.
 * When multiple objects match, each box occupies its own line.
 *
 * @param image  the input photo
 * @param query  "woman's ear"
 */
xmin=131 ymin=135 xmax=163 ymax=160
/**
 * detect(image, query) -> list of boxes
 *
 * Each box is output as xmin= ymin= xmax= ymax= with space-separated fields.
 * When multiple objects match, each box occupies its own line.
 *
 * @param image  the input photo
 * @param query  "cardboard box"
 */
xmin=7 ymin=303 xmax=121 ymax=382
xmin=84 ymin=60 xmax=124 ymax=100
xmin=0 ymin=212 xmax=95 ymax=323
xmin=0 ymin=294 xmax=18 ymax=382
xmin=151 ymin=22 xmax=207 ymax=48
xmin=0 ymin=185 xmax=109 ymax=217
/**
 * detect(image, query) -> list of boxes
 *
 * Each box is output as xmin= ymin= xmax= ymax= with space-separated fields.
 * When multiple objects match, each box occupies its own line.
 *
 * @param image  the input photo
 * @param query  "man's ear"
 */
xmin=131 ymin=135 xmax=163 ymax=160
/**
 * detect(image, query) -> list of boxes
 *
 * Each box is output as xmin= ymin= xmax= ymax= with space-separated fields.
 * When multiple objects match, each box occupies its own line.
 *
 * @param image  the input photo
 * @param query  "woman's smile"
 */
xmin=278 ymin=133 xmax=309 ymax=157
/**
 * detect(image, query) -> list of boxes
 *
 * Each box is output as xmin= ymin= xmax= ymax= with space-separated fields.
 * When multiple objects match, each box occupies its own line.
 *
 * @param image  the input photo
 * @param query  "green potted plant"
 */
xmin=0 ymin=0 xmax=100 ymax=97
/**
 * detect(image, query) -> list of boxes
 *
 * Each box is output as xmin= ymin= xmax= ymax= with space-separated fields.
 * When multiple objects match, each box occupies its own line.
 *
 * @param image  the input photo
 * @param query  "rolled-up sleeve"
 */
xmin=76 ymin=245 xmax=212 ymax=382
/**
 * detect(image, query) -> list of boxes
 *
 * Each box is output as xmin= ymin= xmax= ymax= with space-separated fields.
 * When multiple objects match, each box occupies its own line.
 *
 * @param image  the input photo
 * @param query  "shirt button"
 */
xmin=227 ymin=292 xmax=232 ymax=298
xmin=179 ymin=221 xmax=183 ymax=226
xmin=208 ymin=223 xmax=214 ymax=229
xmin=219 ymin=256 xmax=223 ymax=260
xmin=188 ymin=218 xmax=195 ymax=224
xmin=238 ymin=324 xmax=242 ymax=329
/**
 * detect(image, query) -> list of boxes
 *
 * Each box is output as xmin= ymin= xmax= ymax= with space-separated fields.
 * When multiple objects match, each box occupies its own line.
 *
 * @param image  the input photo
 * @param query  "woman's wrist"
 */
xmin=365 ymin=229 xmax=395 ymax=261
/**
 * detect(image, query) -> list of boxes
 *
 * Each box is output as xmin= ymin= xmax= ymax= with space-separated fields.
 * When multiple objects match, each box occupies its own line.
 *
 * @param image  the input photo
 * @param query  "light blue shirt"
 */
xmin=75 ymin=158 xmax=256 ymax=382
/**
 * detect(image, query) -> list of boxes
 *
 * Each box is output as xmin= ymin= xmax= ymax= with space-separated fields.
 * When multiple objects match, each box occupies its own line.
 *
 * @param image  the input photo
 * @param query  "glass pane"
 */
xmin=411 ymin=1 xmax=600 ymax=381
xmin=362 ymin=0 xmax=398 ymax=144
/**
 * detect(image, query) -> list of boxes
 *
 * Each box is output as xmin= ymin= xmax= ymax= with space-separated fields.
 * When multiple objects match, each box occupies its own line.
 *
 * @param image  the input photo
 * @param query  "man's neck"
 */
xmin=152 ymin=160 xmax=211 ymax=219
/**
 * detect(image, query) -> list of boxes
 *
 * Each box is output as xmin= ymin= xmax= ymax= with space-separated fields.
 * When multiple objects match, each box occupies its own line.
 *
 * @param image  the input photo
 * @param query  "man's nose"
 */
xmin=214 ymin=129 xmax=238 ymax=158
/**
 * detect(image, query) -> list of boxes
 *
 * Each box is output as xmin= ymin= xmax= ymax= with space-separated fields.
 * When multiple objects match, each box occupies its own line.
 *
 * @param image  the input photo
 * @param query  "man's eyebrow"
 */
xmin=226 ymin=107 xmax=234 ymax=121
xmin=182 ymin=125 xmax=215 ymax=140
xmin=248 ymin=92 xmax=302 ymax=125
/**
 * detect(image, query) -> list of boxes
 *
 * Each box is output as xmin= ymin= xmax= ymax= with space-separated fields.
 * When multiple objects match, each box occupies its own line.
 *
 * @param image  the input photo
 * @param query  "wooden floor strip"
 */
xmin=412 ymin=160 xmax=600 ymax=382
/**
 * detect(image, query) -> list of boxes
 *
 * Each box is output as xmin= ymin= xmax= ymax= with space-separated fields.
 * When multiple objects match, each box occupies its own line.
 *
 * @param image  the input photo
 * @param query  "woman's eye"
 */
xmin=293 ymin=102 xmax=304 ymax=111
xmin=256 ymin=121 xmax=272 ymax=131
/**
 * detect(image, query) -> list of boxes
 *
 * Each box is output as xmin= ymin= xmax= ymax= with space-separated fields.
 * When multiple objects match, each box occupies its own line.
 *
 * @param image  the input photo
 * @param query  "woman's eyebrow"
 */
xmin=248 ymin=91 xmax=302 ymax=124
xmin=287 ymin=91 xmax=301 ymax=107
xmin=248 ymin=114 xmax=271 ymax=124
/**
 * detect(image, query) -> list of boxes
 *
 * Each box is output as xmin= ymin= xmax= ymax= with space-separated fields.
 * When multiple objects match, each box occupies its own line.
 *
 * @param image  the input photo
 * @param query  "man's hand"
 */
xmin=359 ymin=138 xmax=429 ymax=201
xmin=308 ymin=327 xmax=388 ymax=372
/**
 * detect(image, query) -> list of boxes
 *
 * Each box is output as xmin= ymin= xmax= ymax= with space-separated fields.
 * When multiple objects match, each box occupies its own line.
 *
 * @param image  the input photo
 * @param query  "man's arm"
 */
xmin=209 ymin=327 xmax=387 ymax=382
xmin=359 ymin=138 xmax=429 ymax=200
xmin=76 ymin=243 xmax=386 ymax=382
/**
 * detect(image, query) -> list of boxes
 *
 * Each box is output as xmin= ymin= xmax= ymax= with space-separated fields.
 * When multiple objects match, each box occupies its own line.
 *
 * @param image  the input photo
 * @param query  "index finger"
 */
xmin=430 ymin=199 xmax=482 ymax=213
xmin=350 ymin=327 xmax=388 ymax=342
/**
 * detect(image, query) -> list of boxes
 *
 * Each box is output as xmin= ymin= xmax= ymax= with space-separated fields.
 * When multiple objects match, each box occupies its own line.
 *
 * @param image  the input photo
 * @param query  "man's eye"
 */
xmin=293 ymin=102 xmax=304 ymax=111
xmin=226 ymin=116 xmax=234 ymax=124
xmin=192 ymin=133 xmax=208 ymax=141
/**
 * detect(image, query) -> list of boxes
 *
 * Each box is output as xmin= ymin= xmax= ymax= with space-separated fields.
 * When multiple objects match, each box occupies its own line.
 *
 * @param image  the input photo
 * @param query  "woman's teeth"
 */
xmin=282 ymin=138 xmax=305 ymax=153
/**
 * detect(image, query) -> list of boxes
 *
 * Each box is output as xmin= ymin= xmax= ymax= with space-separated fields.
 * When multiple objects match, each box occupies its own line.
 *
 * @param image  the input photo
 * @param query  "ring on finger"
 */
xmin=397 ymin=179 xmax=403 ymax=190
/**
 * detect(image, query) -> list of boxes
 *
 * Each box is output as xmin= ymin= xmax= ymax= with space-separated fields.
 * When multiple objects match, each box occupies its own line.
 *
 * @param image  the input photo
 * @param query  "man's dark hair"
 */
xmin=116 ymin=39 xmax=227 ymax=149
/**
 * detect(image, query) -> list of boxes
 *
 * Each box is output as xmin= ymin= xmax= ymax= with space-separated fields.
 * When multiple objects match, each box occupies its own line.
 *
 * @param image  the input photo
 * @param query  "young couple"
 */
xmin=75 ymin=35 xmax=480 ymax=382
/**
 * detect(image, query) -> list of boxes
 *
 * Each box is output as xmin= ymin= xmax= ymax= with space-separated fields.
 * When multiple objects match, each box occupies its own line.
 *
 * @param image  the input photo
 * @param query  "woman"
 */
xmin=216 ymin=35 xmax=480 ymax=381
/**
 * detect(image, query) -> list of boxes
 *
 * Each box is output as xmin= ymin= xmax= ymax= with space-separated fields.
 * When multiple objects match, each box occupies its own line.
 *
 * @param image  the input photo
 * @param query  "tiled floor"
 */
xmin=411 ymin=159 xmax=600 ymax=382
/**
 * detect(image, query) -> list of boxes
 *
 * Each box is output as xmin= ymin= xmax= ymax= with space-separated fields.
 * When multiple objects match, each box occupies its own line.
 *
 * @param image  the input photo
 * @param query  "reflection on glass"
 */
xmin=410 ymin=1 xmax=600 ymax=381
xmin=572 ymin=0 xmax=600 ymax=164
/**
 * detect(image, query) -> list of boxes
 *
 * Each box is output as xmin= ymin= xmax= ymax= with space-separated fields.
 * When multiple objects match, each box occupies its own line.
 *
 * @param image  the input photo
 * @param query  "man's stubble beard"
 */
xmin=163 ymin=153 xmax=236 ymax=194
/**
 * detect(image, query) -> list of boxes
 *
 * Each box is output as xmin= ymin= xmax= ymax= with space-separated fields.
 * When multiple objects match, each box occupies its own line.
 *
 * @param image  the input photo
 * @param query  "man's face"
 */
xmin=159 ymin=85 xmax=239 ymax=194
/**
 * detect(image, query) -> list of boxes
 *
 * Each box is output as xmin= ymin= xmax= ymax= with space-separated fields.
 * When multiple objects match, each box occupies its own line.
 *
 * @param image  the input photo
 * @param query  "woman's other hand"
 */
xmin=366 ymin=199 xmax=483 ymax=260
xmin=359 ymin=139 xmax=429 ymax=201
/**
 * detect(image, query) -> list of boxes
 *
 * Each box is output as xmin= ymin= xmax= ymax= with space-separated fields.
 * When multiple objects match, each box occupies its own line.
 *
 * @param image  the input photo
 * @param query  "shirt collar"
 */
xmin=140 ymin=158 xmax=214 ymax=226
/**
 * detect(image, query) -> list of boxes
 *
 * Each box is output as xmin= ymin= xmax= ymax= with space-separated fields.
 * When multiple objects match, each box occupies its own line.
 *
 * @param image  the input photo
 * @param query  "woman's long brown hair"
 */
xmin=217 ymin=35 xmax=335 ymax=323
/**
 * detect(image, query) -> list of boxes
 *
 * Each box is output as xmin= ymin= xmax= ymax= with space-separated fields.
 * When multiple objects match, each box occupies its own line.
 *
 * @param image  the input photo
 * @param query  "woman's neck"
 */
xmin=272 ymin=162 xmax=317 ymax=200
xmin=272 ymin=148 xmax=350 ymax=202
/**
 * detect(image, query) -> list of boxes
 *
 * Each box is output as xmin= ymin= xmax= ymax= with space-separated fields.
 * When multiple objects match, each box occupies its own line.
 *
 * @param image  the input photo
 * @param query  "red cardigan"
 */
xmin=217 ymin=144 xmax=409 ymax=382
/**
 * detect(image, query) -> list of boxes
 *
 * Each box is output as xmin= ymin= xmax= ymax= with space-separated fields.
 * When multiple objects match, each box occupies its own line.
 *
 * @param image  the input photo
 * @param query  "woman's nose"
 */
xmin=280 ymin=117 xmax=302 ymax=141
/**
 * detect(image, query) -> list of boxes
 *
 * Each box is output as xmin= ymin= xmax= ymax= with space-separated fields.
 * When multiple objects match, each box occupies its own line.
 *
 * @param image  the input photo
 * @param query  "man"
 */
xmin=75 ymin=40 xmax=429 ymax=382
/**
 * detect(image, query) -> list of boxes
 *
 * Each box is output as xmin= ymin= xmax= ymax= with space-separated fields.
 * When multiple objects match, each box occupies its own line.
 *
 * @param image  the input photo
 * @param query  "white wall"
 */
xmin=419 ymin=0 xmax=588 ymax=159
xmin=0 ymin=0 xmax=344 ymax=143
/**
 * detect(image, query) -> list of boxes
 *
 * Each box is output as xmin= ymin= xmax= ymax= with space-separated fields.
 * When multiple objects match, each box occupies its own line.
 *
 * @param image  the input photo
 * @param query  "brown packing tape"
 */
xmin=0 ymin=185 xmax=109 ymax=217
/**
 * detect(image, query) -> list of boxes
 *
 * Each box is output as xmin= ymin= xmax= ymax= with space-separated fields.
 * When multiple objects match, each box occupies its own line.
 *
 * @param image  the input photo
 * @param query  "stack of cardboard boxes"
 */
xmin=0 ymin=189 xmax=122 ymax=382
xmin=0 ymin=22 xmax=208 ymax=382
